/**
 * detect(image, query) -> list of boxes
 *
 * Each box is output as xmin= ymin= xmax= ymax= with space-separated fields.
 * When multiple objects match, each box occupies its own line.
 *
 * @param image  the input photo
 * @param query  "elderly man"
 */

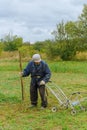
xmin=21 ymin=54 xmax=51 ymax=109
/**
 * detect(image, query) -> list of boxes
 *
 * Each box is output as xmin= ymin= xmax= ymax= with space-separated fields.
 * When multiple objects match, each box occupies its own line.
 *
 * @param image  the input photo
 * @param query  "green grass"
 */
xmin=0 ymin=59 xmax=87 ymax=74
xmin=0 ymin=59 xmax=87 ymax=130
xmin=49 ymin=61 xmax=87 ymax=73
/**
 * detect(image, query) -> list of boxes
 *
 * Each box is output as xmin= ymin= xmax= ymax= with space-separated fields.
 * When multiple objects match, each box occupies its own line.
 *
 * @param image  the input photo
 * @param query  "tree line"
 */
xmin=0 ymin=4 xmax=87 ymax=60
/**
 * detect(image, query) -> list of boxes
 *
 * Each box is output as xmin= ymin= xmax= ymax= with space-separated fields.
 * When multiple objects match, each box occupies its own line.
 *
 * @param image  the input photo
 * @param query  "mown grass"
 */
xmin=0 ymin=59 xmax=87 ymax=130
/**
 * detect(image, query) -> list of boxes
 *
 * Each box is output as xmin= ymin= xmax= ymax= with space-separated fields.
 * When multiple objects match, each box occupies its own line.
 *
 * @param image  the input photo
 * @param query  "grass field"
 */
xmin=0 ymin=59 xmax=87 ymax=130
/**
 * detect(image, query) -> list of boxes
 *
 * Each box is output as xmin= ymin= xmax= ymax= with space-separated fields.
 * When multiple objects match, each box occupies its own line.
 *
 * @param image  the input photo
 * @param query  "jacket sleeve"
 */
xmin=22 ymin=62 xmax=31 ymax=77
xmin=42 ymin=63 xmax=51 ymax=83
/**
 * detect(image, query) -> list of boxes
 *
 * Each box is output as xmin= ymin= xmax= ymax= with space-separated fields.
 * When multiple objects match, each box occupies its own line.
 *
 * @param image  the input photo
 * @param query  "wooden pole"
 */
xmin=19 ymin=51 xmax=24 ymax=101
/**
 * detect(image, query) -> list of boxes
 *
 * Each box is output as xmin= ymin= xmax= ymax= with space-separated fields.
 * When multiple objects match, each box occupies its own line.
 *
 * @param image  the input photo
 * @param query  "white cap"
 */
xmin=32 ymin=54 xmax=41 ymax=62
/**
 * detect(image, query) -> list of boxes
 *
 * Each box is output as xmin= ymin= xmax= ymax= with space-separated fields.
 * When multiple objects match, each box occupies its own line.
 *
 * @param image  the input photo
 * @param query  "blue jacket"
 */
xmin=22 ymin=60 xmax=51 ymax=84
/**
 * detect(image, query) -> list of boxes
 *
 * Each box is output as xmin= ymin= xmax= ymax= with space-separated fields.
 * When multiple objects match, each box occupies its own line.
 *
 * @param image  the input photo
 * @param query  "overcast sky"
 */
xmin=0 ymin=0 xmax=86 ymax=43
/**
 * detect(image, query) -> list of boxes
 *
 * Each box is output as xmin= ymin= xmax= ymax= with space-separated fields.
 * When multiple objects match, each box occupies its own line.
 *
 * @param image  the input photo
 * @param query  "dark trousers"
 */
xmin=30 ymin=83 xmax=47 ymax=107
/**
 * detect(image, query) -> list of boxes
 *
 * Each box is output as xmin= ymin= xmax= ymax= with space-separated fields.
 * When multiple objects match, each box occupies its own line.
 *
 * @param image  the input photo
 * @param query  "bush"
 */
xmin=59 ymin=41 xmax=77 ymax=60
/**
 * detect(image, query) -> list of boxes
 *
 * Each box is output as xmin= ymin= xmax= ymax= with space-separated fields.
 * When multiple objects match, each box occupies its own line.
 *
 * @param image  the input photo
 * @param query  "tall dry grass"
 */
xmin=0 ymin=51 xmax=87 ymax=61
xmin=74 ymin=51 xmax=87 ymax=61
xmin=0 ymin=51 xmax=18 ymax=59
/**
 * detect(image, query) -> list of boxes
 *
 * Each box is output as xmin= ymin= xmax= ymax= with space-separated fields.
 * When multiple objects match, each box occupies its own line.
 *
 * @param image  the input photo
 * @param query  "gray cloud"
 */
xmin=0 ymin=0 xmax=86 ymax=42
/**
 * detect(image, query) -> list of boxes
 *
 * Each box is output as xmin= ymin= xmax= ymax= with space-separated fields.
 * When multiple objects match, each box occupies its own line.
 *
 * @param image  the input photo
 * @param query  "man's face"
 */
xmin=34 ymin=61 xmax=40 ymax=65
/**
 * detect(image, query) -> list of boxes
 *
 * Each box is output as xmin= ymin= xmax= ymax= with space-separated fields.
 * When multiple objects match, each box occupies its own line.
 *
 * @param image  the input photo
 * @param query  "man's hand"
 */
xmin=19 ymin=72 xmax=23 ymax=77
xmin=39 ymin=80 xmax=45 ymax=85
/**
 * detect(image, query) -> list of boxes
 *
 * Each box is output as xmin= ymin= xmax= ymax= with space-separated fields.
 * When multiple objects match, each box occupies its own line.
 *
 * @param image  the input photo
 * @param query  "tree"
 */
xmin=79 ymin=4 xmax=87 ymax=34
xmin=19 ymin=44 xmax=37 ymax=58
xmin=33 ymin=41 xmax=45 ymax=52
xmin=51 ymin=4 xmax=87 ymax=60
xmin=65 ymin=21 xmax=81 ymax=39
xmin=51 ymin=21 xmax=78 ymax=60
xmin=77 ymin=4 xmax=87 ymax=51
xmin=52 ymin=21 xmax=66 ymax=42
xmin=2 ymin=33 xmax=23 ymax=51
